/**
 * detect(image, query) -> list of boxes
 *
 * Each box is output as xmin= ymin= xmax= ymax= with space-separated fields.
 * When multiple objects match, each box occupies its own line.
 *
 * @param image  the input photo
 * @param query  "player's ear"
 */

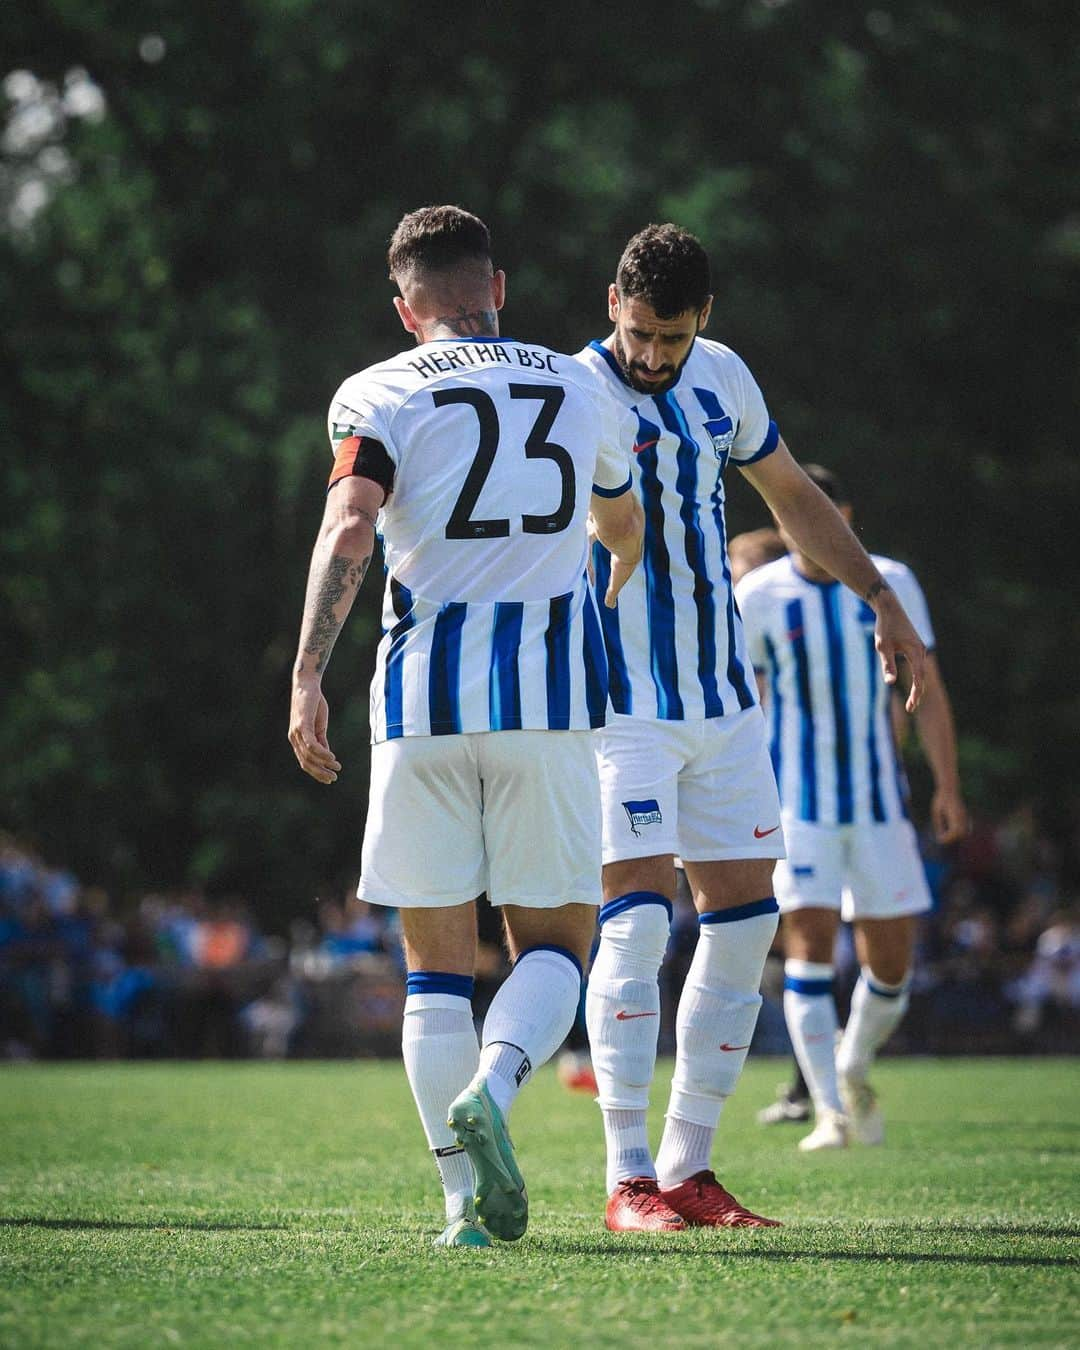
xmin=393 ymin=295 xmax=420 ymax=336
xmin=697 ymin=296 xmax=713 ymax=332
xmin=607 ymin=283 xmax=619 ymax=323
xmin=491 ymin=269 xmax=506 ymax=312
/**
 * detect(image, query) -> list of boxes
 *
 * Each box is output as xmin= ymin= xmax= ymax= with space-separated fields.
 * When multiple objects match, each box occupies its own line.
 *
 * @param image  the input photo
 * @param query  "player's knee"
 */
xmin=866 ymin=960 xmax=911 ymax=990
xmin=597 ymin=895 xmax=671 ymax=967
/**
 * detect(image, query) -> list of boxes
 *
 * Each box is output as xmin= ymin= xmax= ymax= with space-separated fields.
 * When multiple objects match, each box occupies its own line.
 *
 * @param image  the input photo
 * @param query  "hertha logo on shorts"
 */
xmin=623 ymin=798 xmax=663 ymax=837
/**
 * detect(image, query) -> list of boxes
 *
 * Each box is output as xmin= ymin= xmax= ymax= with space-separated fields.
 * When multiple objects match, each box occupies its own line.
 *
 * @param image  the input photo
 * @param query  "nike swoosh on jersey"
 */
xmin=719 ymin=1042 xmax=751 ymax=1051
xmin=615 ymin=1010 xmax=658 ymax=1020
xmin=632 ymin=437 xmax=658 ymax=454
xmin=754 ymin=824 xmax=780 ymax=838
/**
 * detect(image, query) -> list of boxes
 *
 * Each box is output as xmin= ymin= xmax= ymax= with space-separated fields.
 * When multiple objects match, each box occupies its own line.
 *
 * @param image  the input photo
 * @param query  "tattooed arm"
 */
xmin=289 ymin=474 xmax=384 ymax=783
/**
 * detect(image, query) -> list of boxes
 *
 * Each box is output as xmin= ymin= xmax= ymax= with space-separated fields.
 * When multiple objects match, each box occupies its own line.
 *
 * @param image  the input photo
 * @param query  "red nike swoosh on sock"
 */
xmin=719 ymin=1042 xmax=751 ymax=1051
xmin=754 ymin=824 xmax=780 ymax=838
xmin=615 ymin=1010 xmax=658 ymax=1020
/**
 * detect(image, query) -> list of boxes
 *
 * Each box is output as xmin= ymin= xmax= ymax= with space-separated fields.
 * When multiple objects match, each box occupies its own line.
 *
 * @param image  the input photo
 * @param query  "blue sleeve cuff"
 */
xmin=736 ymin=420 xmax=780 ymax=466
xmin=592 ymin=473 xmax=633 ymax=498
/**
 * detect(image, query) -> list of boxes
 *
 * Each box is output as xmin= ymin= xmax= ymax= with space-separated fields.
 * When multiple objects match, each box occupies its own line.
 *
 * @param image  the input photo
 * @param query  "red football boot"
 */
xmin=605 ymin=1177 xmax=687 ymax=1232
xmin=660 ymin=1170 xmax=781 ymax=1228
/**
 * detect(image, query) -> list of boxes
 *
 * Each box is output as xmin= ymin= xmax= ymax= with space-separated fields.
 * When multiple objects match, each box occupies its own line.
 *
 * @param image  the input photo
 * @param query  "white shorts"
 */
xmin=358 ymin=729 xmax=602 ymax=910
xmin=596 ymin=708 xmax=785 ymax=866
xmin=773 ymin=817 xmax=932 ymax=919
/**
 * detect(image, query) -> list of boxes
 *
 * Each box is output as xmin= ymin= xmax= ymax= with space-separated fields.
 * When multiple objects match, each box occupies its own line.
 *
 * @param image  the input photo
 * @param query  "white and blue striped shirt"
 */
xmin=327 ymin=338 xmax=634 ymax=742
xmin=736 ymin=554 xmax=936 ymax=825
xmin=573 ymin=337 xmax=779 ymax=721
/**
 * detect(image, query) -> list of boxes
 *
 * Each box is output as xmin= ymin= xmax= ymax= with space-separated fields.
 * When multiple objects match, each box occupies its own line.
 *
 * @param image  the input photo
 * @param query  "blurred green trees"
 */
xmin=2 ymin=1 xmax=1077 ymax=917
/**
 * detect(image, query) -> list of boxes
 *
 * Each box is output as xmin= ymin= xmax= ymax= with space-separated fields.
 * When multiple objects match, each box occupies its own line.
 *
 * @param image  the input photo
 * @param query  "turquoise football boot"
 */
xmin=448 ymin=1078 xmax=528 ymax=1242
xmin=432 ymin=1197 xmax=492 ymax=1249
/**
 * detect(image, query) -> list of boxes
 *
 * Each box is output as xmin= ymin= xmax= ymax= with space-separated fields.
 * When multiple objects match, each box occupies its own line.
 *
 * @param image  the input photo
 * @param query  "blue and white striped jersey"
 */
xmin=736 ymin=554 xmax=936 ymax=825
xmin=573 ymin=337 xmax=779 ymax=721
xmin=327 ymin=338 xmax=634 ymax=742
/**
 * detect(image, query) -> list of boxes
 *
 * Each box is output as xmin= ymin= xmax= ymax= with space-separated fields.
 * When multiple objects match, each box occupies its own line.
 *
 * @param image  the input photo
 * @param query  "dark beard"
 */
xmin=613 ymin=334 xmax=692 ymax=395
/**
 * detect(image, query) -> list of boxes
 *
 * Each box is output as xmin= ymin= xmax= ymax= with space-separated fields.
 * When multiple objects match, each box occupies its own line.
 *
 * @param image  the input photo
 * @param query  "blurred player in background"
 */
xmin=729 ymin=529 xmax=815 ymax=1120
xmin=728 ymin=527 xmax=788 ymax=586
xmin=289 ymin=206 xmax=642 ymax=1246
xmin=575 ymin=225 xmax=927 ymax=1231
xmin=737 ymin=464 xmax=967 ymax=1149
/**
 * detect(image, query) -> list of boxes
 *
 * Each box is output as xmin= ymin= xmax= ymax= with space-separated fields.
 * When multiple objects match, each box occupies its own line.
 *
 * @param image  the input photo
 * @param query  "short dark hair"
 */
xmin=802 ymin=462 xmax=850 ymax=504
xmin=387 ymin=205 xmax=492 ymax=282
xmin=616 ymin=223 xmax=711 ymax=319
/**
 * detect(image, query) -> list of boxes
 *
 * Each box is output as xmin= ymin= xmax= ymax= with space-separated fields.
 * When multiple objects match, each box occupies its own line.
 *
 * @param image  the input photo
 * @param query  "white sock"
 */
xmin=585 ymin=894 xmax=672 ymax=1189
xmin=657 ymin=898 xmax=778 ymax=1187
xmin=836 ymin=967 xmax=910 ymax=1081
xmin=601 ymin=1108 xmax=654 ymax=1194
xmin=783 ymin=959 xmax=843 ymax=1114
xmin=478 ymin=945 xmax=582 ymax=1118
xmin=401 ymin=978 xmax=479 ymax=1221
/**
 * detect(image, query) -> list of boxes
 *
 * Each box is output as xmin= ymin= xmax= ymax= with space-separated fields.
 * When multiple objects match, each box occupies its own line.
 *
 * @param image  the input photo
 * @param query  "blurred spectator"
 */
xmin=1007 ymin=911 xmax=1080 ymax=1035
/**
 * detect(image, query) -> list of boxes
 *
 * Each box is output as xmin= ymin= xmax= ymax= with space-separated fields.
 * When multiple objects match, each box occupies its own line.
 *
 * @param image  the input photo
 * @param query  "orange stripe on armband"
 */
xmin=328 ymin=435 xmax=362 ymax=486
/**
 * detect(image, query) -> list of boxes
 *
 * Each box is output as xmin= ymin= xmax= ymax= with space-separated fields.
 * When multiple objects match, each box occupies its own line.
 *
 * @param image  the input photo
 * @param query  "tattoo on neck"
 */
xmin=302 ymin=552 xmax=371 ymax=675
xmin=426 ymin=306 xmax=498 ymax=340
xmin=864 ymin=578 xmax=891 ymax=604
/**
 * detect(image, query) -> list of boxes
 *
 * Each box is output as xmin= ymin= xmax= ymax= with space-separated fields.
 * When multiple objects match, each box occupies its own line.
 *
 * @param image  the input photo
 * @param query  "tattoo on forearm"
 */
xmin=864 ymin=578 xmax=892 ymax=604
xmin=428 ymin=306 xmax=498 ymax=339
xmin=301 ymin=553 xmax=371 ymax=674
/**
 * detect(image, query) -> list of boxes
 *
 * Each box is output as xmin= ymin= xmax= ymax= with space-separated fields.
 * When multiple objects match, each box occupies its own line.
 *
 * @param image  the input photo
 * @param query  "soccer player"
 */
xmin=737 ymin=464 xmax=967 ymax=1149
xmin=288 ymin=206 xmax=643 ymax=1247
xmin=575 ymin=224 xmax=928 ymax=1231
xmin=728 ymin=527 xmax=788 ymax=586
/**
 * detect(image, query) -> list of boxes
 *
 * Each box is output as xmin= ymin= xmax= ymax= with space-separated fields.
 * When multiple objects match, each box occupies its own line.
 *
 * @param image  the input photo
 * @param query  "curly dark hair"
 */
xmin=616 ymin=223 xmax=711 ymax=319
xmin=387 ymin=205 xmax=492 ymax=281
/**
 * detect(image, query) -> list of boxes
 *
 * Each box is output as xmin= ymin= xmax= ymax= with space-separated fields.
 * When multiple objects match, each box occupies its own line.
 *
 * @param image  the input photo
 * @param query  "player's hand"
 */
xmin=931 ymin=787 xmax=968 ymax=844
xmin=873 ymin=591 xmax=926 ymax=712
xmin=289 ymin=679 xmax=341 ymax=783
xmin=604 ymin=549 xmax=640 ymax=608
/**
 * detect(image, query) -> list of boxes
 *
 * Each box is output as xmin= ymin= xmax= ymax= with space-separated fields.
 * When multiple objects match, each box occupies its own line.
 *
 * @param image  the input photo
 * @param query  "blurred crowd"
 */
xmin=1 ymin=809 xmax=1077 ymax=1061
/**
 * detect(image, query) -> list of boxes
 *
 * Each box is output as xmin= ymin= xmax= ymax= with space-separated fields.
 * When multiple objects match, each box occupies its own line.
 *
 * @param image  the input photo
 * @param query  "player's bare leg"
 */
xmin=836 ymin=915 xmax=918 ymax=1144
xmin=781 ymin=906 xmax=848 ymax=1151
xmin=399 ymin=905 xmax=489 ymax=1247
xmin=652 ymin=858 xmax=781 ymax=1225
xmin=448 ymin=903 xmax=595 ymax=1241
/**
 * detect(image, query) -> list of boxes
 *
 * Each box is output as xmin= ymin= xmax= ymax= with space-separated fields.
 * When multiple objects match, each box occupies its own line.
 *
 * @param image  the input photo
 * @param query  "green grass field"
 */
xmin=1 ymin=1059 xmax=1076 ymax=1348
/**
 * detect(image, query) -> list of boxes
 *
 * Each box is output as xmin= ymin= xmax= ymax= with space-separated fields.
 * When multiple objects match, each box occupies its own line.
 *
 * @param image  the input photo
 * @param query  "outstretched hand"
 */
xmin=289 ymin=679 xmax=341 ymax=783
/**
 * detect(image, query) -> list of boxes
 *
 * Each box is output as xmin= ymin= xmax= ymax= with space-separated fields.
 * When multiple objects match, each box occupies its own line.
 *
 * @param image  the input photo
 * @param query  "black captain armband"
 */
xmin=327 ymin=435 xmax=395 ymax=498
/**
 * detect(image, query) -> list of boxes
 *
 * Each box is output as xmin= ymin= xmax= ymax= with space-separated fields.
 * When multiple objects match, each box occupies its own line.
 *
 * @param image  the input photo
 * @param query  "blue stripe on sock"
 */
xmin=784 ymin=975 xmax=833 ymax=996
xmin=515 ymin=944 xmax=583 ymax=981
xmin=405 ymin=971 xmax=475 ymax=999
xmin=699 ymin=896 xmax=779 ymax=925
xmin=598 ymin=891 xmax=673 ymax=926
xmin=865 ymin=974 xmax=907 ymax=999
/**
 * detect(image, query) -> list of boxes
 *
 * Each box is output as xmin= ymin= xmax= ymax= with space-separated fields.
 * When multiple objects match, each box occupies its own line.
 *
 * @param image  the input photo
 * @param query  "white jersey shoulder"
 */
xmin=326 ymin=338 xmax=633 ymax=743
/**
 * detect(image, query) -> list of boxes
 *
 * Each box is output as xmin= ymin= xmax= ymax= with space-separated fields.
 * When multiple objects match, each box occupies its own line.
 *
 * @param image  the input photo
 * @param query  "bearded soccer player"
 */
xmin=738 ymin=464 xmax=966 ymax=1150
xmin=289 ymin=206 xmax=643 ymax=1247
xmin=574 ymin=224 xmax=927 ymax=1231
